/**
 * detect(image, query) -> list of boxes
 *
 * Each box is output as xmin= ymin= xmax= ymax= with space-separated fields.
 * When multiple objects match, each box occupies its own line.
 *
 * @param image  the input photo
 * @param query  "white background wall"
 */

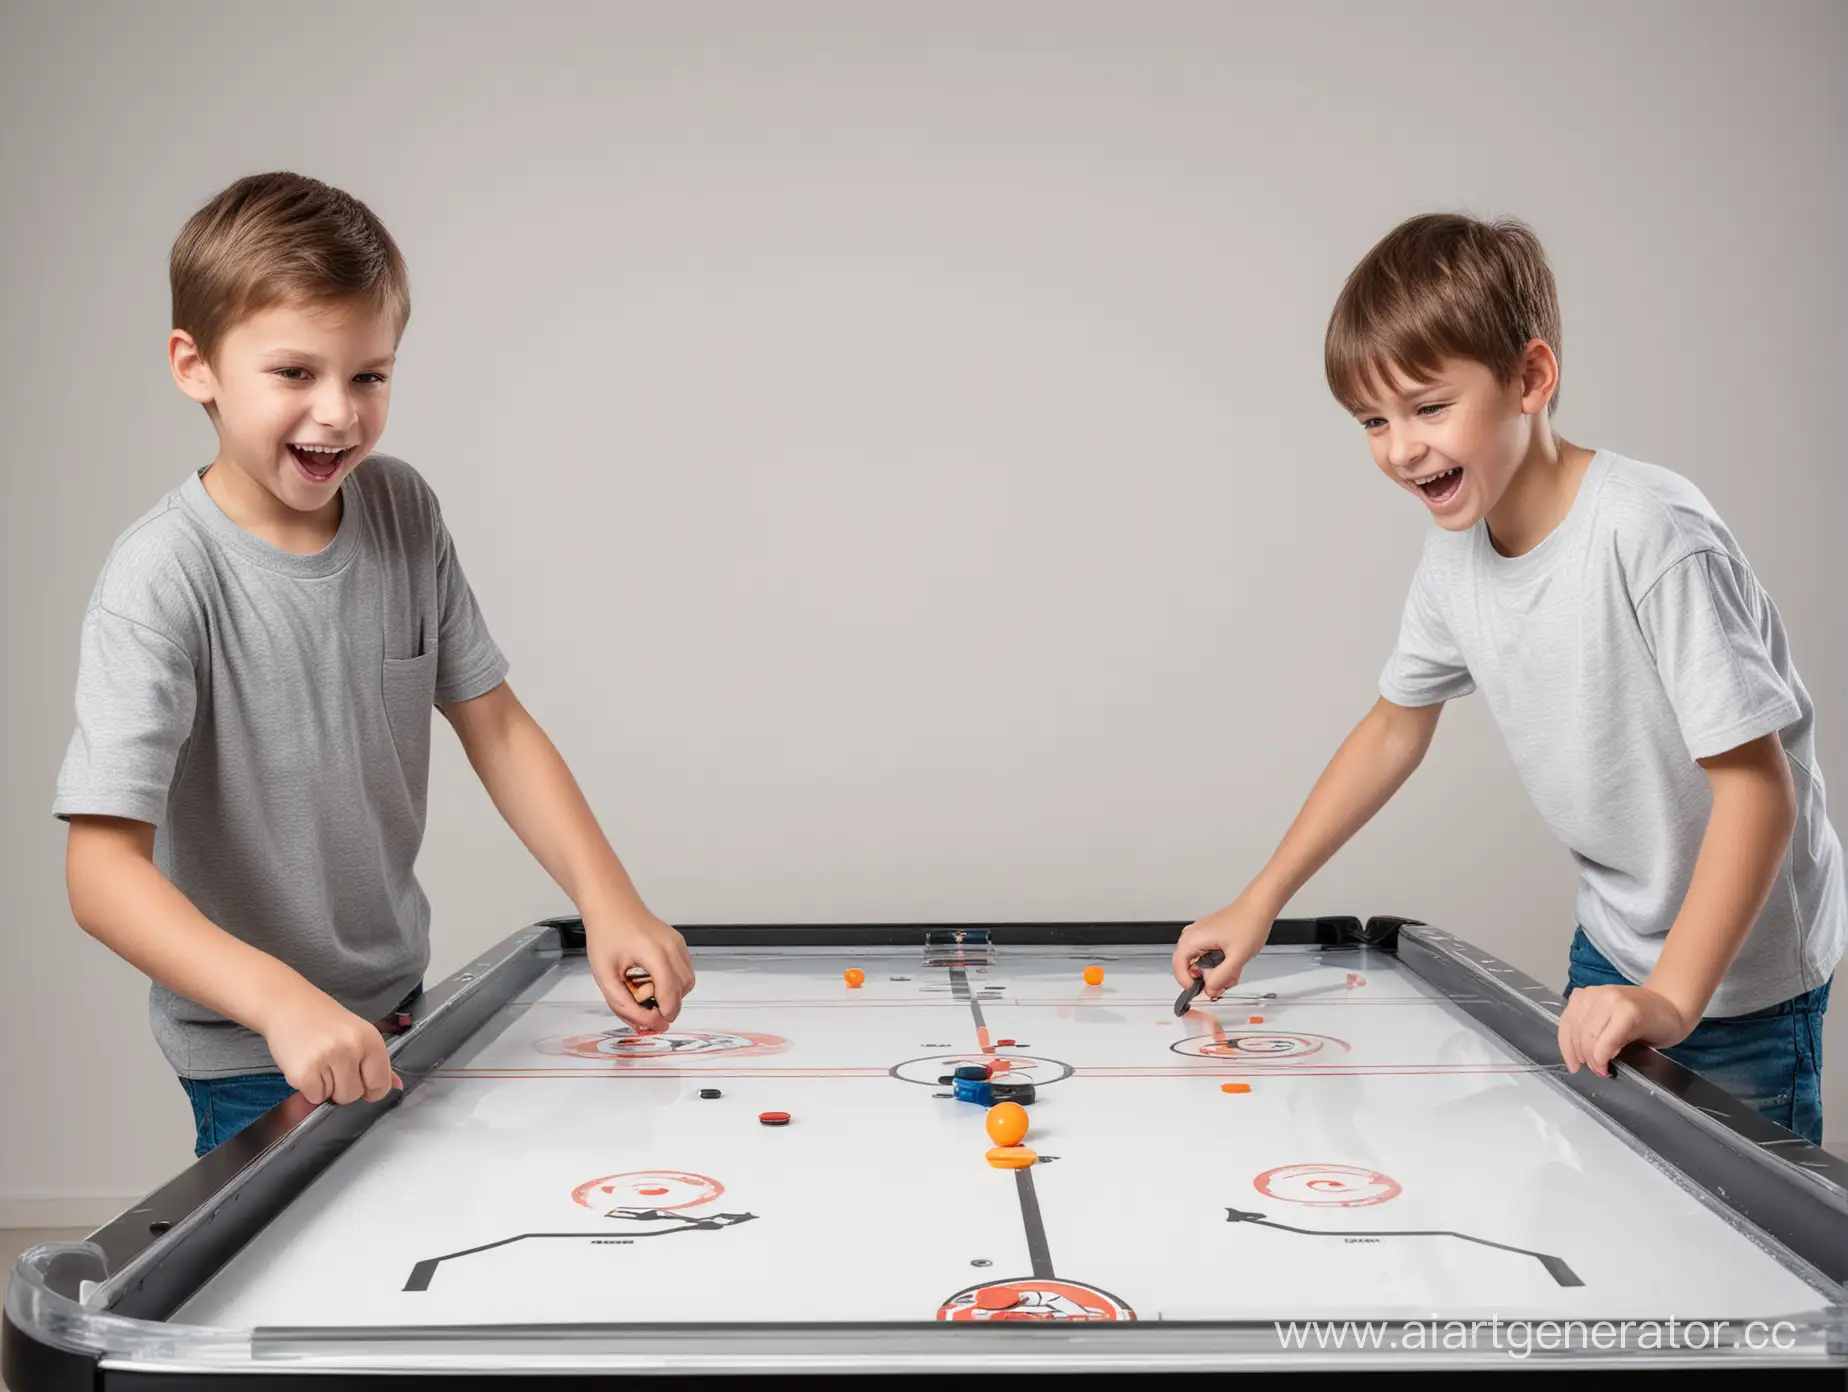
xmin=2 ymin=0 xmax=1843 ymax=1221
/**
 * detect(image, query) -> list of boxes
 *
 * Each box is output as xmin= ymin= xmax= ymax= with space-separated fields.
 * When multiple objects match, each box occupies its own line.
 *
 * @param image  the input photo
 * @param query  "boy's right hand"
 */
xmin=1172 ymin=896 xmax=1275 ymax=1000
xmin=259 ymin=983 xmax=404 ymax=1106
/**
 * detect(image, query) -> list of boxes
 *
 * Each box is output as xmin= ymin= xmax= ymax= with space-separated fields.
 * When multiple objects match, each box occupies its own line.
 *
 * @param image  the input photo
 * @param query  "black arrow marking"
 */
xmin=404 ymin=1214 xmax=758 ymax=1292
xmin=1225 ymin=1208 xmax=1580 ymax=1286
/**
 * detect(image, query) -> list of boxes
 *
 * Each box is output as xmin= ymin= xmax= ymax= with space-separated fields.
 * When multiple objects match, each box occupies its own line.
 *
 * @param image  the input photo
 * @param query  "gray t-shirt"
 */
xmin=54 ymin=454 xmax=508 ymax=1077
xmin=1381 ymin=449 xmax=1843 ymax=1016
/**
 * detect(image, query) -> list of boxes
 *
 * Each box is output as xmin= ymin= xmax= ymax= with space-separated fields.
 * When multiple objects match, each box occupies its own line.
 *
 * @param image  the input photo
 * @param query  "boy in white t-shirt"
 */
xmin=1172 ymin=212 xmax=1841 ymax=1143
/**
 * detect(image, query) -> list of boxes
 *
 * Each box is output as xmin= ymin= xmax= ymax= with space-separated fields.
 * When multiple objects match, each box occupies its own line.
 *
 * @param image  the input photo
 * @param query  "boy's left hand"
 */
xmin=1557 ymin=984 xmax=1692 ymax=1078
xmin=582 ymin=903 xmax=695 ymax=1034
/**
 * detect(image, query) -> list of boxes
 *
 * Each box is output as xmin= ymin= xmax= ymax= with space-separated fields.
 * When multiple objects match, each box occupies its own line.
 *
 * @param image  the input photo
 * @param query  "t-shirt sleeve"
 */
xmin=1378 ymin=547 xmax=1475 ymax=707
xmin=1634 ymin=550 xmax=1801 ymax=760
xmin=432 ymin=511 xmax=509 ymax=705
xmin=53 ymin=605 xmax=198 ymax=825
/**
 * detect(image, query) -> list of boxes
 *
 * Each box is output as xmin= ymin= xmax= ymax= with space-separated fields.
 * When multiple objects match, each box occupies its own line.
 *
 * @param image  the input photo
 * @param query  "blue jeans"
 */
xmin=1564 ymin=928 xmax=1830 ymax=1145
xmin=179 ymin=1072 xmax=299 ymax=1157
xmin=179 ymin=983 xmax=423 ymax=1156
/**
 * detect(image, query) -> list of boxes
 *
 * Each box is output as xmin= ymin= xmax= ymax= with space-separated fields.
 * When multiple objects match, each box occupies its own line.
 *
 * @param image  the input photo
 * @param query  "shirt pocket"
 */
xmin=381 ymin=649 xmax=439 ymax=784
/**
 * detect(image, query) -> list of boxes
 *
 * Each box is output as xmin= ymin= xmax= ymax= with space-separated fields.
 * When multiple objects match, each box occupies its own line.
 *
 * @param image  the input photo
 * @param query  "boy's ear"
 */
xmin=1518 ymin=338 xmax=1560 ymax=415
xmin=169 ymin=329 xmax=216 ymax=406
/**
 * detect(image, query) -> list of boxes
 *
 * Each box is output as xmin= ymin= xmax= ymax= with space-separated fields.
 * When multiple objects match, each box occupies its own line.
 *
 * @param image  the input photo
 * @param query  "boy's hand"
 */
xmin=583 ymin=902 xmax=695 ymax=1033
xmin=259 ymin=983 xmax=404 ymax=1106
xmin=1556 ymin=984 xmax=1692 ymax=1078
xmin=1172 ymin=896 xmax=1274 ymax=1000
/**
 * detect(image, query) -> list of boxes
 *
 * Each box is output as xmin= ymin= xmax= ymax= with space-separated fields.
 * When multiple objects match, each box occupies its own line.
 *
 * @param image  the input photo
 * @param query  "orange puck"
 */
xmin=1248 ymin=1015 xmax=1264 ymax=1024
xmin=975 ymin=1286 xmax=1022 ymax=1310
xmin=1221 ymin=1083 xmax=1251 ymax=1094
xmin=986 ymin=1146 xmax=1037 ymax=1169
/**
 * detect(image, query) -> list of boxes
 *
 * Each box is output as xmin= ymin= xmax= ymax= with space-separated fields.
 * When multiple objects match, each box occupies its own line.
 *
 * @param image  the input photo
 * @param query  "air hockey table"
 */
xmin=6 ymin=914 xmax=1846 ymax=1387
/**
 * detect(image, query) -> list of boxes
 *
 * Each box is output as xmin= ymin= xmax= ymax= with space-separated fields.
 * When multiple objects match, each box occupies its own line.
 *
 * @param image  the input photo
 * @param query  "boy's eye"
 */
xmin=1359 ymin=416 xmax=1386 ymax=431
xmin=1417 ymin=402 xmax=1451 ymax=416
xmin=272 ymin=368 xmax=388 ymax=384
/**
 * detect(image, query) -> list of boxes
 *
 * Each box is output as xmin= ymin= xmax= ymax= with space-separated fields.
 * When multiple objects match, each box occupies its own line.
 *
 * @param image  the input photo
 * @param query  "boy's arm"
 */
xmin=441 ymin=681 xmax=694 ymax=1031
xmin=1558 ymin=732 xmax=1797 ymax=1076
xmin=1173 ymin=696 xmax=1444 ymax=995
xmin=65 ymin=816 xmax=401 ymax=1104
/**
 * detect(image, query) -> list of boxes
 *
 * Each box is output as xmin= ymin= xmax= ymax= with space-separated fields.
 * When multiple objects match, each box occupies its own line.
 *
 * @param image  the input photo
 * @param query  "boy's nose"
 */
xmin=1387 ymin=433 xmax=1426 ymax=472
xmin=313 ymin=386 xmax=360 ymax=429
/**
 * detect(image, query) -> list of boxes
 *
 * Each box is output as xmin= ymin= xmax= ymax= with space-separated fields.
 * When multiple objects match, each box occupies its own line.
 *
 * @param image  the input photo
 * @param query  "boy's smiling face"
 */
xmin=1350 ymin=350 xmax=1548 ymax=532
xmin=173 ymin=298 xmax=398 ymax=534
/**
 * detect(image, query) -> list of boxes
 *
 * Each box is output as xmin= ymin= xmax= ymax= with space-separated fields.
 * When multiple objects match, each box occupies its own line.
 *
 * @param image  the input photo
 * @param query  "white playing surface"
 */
xmin=173 ymin=943 xmax=1838 ymax=1328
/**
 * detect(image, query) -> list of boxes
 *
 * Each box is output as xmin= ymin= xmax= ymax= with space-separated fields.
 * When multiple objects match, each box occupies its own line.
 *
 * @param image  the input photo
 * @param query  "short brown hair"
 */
xmin=170 ymin=171 xmax=410 ymax=364
xmin=1325 ymin=212 xmax=1561 ymax=415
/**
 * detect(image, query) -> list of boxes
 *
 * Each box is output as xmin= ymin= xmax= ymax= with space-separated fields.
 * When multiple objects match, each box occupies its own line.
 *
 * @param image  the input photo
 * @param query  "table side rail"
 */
xmin=1395 ymin=925 xmax=1848 ymax=1291
xmin=9 ymin=918 xmax=568 ymax=1351
xmin=71 ymin=1310 xmax=1848 ymax=1377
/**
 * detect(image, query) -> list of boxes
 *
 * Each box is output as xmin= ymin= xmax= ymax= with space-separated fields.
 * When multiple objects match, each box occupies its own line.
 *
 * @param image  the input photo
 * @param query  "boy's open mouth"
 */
xmin=288 ymin=443 xmax=350 ymax=483
xmin=1412 ymin=465 xmax=1463 ymax=505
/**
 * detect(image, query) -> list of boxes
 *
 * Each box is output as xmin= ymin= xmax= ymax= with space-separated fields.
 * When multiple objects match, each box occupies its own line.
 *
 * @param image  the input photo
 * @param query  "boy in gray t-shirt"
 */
xmin=1170 ymin=213 xmax=1841 ymax=1144
xmin=55 ymin=172 xmax=694 ymax=1156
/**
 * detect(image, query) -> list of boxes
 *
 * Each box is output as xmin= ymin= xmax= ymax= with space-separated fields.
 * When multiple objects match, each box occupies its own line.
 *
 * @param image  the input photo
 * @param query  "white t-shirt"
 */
xmin=1380 ymin=449 xmax=1843 ymax=1016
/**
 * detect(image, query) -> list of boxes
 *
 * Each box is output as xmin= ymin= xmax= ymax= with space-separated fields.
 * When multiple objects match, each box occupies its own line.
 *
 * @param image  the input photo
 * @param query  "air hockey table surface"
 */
xmin=6 ymin=914 xmax=1846 ymax=1387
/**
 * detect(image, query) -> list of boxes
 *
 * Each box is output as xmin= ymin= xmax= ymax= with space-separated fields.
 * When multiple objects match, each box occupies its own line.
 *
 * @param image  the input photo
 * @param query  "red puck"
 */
xmin=758 ymin=1111 xmax=791 ymax=1125
xmin=997 ymin=1039 xmax=1016 ymax=1047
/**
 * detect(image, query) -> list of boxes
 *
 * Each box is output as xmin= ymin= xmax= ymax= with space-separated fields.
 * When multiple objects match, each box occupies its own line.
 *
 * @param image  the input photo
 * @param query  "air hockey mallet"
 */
xmin=623 ymin=967 xmax=658 ymax=1011
xmin=1174 ymin=948 xmax=1226 ymax=1016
